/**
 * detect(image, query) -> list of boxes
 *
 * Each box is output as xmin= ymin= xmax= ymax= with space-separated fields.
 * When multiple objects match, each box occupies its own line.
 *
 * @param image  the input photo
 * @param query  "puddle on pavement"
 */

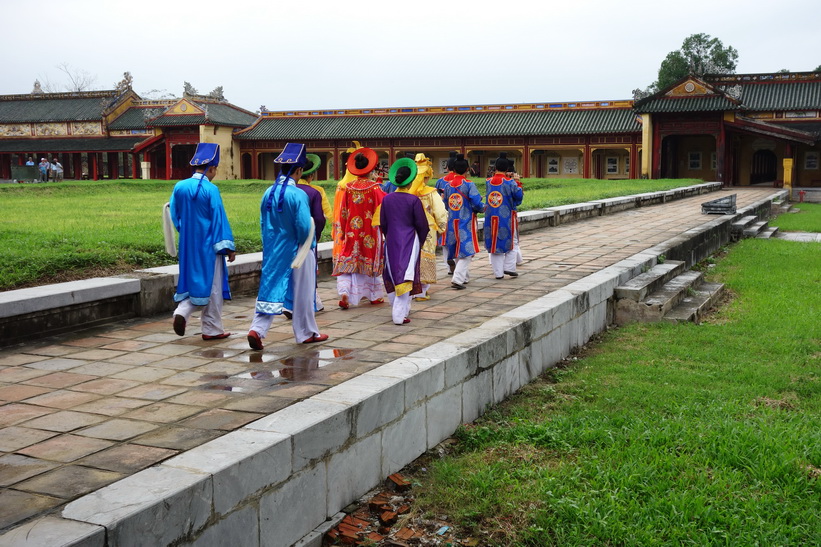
xmin=198 ymin=348 xmax=358 ymax=392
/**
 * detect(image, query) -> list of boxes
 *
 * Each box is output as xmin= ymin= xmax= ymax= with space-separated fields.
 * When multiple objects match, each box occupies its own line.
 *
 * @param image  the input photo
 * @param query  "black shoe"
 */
xmin=447 ymin=259 xmax=456 ymax=275
xmin=173 ymin=314 xmax=186 ymax=336
xmin=504 ymin=271 xmax=519 ymax=277
xmin=451 ymin=282 xmax=466 ymax=290
xmin=283 ymin=310 xmax=292 ymax=320
xmin=495 ymin=276 xmax=504 ymax=279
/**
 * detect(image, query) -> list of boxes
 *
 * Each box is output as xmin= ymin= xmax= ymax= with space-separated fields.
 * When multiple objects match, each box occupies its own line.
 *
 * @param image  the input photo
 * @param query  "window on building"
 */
xmin=688 ymin=152 xmax=702 ymax=170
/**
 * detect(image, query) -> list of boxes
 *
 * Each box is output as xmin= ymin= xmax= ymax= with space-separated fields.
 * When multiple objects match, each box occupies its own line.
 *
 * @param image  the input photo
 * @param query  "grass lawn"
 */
xmin=403 ymin=229 xmax=821 ymax=544
xmin=769 ymin=202 xmax=821 ymax=232
xmin=0 ymin=177 xmax=700 ymax=291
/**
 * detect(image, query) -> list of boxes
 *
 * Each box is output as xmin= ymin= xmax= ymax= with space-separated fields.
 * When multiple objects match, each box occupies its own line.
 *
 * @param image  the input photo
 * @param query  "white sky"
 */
xmin=1 ymin=0 xmax=819 ymax=113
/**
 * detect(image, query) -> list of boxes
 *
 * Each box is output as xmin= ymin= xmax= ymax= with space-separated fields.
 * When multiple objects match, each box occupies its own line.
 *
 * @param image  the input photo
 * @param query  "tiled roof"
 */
xmin=108 ymin=107 xmax=165 ymax=130
xmin=634 ymin=95 xmax=738 ymax=114
xmin=149 ymin=102 xmax=257 ymax=128
xmin=236 ymin=108 xmax=640 ymax=140
xmin=737 ymin=81 xmax=821 ymax=111
xmin=0 ymin=136 xmax=148 ymax=153
xmin=0 ymin=91 xmax=121 ymax=123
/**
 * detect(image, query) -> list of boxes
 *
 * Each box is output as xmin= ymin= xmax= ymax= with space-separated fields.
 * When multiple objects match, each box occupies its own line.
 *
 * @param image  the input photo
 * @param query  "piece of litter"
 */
xmin=436 ymin=525 xmax=450 ymax=535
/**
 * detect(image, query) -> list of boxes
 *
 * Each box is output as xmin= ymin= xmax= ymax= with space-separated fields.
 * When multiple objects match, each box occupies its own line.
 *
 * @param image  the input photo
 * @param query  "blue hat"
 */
xmin=274 ymin=143 xmax=307 ymax=167
xmin=190 ymin=143 xmax=220 ymax=167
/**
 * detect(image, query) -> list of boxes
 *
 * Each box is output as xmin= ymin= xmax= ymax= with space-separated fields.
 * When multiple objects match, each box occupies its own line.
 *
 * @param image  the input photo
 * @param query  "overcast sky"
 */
xmin=2 ymin=0 xmax=819 ymax=113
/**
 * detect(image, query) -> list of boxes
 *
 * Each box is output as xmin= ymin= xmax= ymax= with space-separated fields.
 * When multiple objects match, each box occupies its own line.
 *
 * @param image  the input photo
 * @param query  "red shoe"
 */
xmin=173 ymin=314 xmax=186 ymax=336
xmin=339 ymin=295 xmax=349 ymax=309
xmin=247 ymin=331 xmax=263 ymax=350
xmin=302 ymin=333 xmax=329 ymax=344
xmin=403 ymin=318 xmax=411 ymax=324
xmin=202 ymin=332 xmax=231 ymax=341
xmin=370 ymin=298 xmax=384 ymax=305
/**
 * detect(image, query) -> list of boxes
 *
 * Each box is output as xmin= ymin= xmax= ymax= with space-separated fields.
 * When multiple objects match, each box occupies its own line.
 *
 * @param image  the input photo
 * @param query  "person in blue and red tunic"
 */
xmin=434 ymin=151 xmax=458 ymax=274
xmin=442 ymin=154 xmax=483 ymax=290
xmin=484 ymin=152 xmax=523 ymax=279
xmin=376 ymin=158 xmax=429 ymax=324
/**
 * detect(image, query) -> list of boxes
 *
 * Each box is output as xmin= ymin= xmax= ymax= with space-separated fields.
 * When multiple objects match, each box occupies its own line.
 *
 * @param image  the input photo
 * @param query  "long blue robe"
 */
xmin=255 ymin=176 xmax=314 ymax=315
xmin=170 ymin=174 xmax=235 ymax=305
xmin=442 ymin=176 xmax=484 ymax=259
xmin=484 ymin=174 xmax=524 ymax=254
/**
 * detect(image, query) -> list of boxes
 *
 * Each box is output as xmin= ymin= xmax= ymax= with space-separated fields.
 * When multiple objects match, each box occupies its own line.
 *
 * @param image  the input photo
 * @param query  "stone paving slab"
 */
xmin=0 ymin=188 xmax=781 ymax=534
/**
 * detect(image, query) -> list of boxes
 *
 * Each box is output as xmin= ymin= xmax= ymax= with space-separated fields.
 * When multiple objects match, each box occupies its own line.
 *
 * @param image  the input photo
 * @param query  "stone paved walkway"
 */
xmin=0 ymin=188 xmax=781 ymax=532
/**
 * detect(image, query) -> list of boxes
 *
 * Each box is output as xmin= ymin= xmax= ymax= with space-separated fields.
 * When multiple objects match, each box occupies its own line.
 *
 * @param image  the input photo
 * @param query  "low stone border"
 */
xmin=0 ymin=183 xmax=722 ymax=347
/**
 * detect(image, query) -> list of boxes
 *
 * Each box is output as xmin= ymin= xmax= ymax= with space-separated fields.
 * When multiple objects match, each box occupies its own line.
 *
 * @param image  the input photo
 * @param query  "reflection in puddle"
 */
xmin=198 ymin=348 xmax=358 ymax=392
xmin=194 ymin=349 xmax=241 ymax=359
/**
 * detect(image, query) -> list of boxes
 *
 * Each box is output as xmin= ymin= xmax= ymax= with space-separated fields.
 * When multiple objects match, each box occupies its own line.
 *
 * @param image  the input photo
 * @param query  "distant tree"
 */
xmin=815 ymin=65 xmax=821 ymax=72
xmin=39 ymin=63 xmax=99 ymax=92
xmin=635 ymin=33 xmax=739 ymax=99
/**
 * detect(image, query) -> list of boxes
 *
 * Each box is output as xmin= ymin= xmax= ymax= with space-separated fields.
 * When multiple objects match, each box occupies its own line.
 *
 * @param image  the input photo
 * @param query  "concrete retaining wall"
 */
xmin=0 ymin=183 xmax=723 ymax=348
xmin=1 ymin=190 xmax=783 ymax=547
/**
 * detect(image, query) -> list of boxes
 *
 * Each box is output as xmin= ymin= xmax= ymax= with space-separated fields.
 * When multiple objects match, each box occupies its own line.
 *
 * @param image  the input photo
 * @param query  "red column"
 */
xmin=523 ymin=143 xmax=530 ymax=177
xmin=651 ymin=131 xmax=663 ymax=179
xmin=165 ymin=140 xmax=173 ymax=180
xmin=74 ymin=154 xmax=82 ymax=180
xmin=583 ymin=143 xmax=591 ymax=179
xmin=334 ymin=146 xmax=341 ymax=180
xmin=251 ymin=150 xmax=259 ymax=179
xmin=131 ymin=153 xmax=139 ymax=179
xmin=716 ymin=126 xmax=726 ymax=187
xmin=629 ymin=144 xmax=638 ymax=179
xmin=91 ymin=153 xmax=99 ymax=180
xmin=108 ymin=152 xmax=119 ymax=179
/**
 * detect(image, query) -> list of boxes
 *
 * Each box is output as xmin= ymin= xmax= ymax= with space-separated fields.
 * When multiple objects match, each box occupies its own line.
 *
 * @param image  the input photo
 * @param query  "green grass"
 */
xmin=0 ymin=177 xmax=699 ymax=291
xmin=769 ymin=203 xmax=821 ymax=232
xmin=409 ymin=237 xmax=821 ymax=545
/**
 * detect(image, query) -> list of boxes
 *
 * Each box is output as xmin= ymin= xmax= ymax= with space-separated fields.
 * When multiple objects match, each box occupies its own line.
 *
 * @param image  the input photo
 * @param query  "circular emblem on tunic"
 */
xmin=488 ymin=191 xmax=503 ymax=208
xmin=684 ymin=82 xmax=695 ymax=93
xmin=363 ymin=235 xmax=375 ymax=249
xmin=352 ymin=192 xmax=365 ymax=204
xmin=448 ymin=193 xmax=463 ymax=211
xmin=351 ymin=216 xmax=364 ymax=230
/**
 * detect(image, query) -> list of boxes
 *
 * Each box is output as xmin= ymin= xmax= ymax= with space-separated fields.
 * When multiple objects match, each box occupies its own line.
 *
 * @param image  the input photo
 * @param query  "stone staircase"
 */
xmin=614 ymin=260 xmax=724 ymax=325
xmin=730 ymin=214 xmax=779 ymax=240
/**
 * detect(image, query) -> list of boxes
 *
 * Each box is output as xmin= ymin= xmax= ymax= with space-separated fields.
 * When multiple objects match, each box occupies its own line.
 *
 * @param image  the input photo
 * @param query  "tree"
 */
xmin=39 ymin=63 xmax=99 ymax=92
xmin=639 ymin=33 xmax=739 ymax=96
xmin=815 ymin=65 xmax=821 ymax=72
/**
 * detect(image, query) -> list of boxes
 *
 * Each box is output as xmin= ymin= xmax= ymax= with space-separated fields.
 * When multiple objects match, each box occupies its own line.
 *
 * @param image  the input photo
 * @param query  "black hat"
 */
xmin=446 ymin=151 xmax=458 ymax=171
xmin=495 ymin=152 xmax=509 ymax=173
xmin=453 ymin=153 xmax=469 ymax=175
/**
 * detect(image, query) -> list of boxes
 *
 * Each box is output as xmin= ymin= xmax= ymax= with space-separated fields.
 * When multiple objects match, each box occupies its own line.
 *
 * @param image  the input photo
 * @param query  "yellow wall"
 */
xmin=676 ymin=135 xmax=716 ymax=181
xmin=200 ymin=126 xmax=241 ymax=180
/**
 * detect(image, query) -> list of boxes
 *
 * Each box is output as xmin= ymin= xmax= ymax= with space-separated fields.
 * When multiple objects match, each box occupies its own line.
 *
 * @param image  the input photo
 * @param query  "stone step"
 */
xmin=615 ymin=269 xmax=703 ymax=325
xmin=756 ymin=226 xmax=780 ymax=239
xmin=743 ymin=220 xmax=769 ymax=238
xmin=614 ymin=260 xmax=686 ymax=303
xmin=663 ymin=282 xmax=725 ymax=324
xmin=731 ymin=215 xmax=758 ymax=234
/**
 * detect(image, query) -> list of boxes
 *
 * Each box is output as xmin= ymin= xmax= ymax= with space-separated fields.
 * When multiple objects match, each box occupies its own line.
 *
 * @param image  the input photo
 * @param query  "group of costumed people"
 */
xmin=166 ymin=142 xmax=523 ymax=349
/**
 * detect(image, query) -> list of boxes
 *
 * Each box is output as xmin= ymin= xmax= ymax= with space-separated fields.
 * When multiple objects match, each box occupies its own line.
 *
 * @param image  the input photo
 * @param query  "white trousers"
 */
xmin=173 ymin=257 xmax=225 ymax=336
xmin=387 ymin=291 xmax=412 ymax=324
xmin=250 ymin=252 xmax=320 ymax=343
xmin=452 ymin=256 xmax=472 ymax=285
xmin=489 ymin=252 xmax=517 ymax=278
xmin=336 ymin=273 xmax=385 ymax=305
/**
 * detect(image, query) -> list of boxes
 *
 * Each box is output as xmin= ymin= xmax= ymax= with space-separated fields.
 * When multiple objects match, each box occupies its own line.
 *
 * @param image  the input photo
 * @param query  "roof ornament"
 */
xmin=114 ymin=71 xmax=133 ymax=94
xmin=31 ymin=80 xmax=44 ymax=94
xmin=724 ymin=84 xmax=742 ymax=101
